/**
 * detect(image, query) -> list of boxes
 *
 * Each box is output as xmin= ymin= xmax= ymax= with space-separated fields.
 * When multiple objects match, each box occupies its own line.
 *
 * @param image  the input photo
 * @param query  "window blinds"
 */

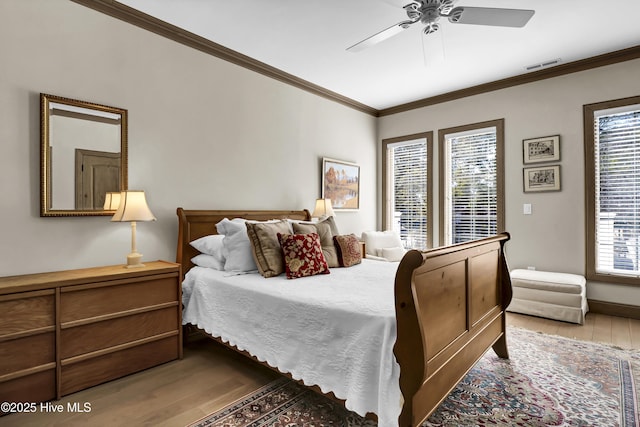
xmin=446 ymin=128 xmax=497 ymax=244
xmin=594 ymin=107 xmax=640 ymax=276
xmin=387 ymin=139 xmax=427 ymax=250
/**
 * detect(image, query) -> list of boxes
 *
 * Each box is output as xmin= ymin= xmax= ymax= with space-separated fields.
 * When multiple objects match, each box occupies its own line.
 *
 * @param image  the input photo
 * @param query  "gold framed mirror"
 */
xmin=40 ymin=93 xmax=128 ymax=217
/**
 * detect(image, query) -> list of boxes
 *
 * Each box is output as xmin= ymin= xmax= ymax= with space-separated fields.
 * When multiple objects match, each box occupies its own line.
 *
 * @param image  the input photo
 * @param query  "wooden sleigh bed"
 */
xmin=176 ymin=208 xmax=512 ymax=427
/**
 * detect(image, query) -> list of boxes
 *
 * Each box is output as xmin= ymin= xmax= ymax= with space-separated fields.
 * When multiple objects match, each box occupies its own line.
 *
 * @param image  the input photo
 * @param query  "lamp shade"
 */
xmin=312 ymin=198 xmax=335 ymax=218
xmin=103 ymin=192 xmax=122 ymax=210
xmin=111 ymin=190 xmax=156 ymax=222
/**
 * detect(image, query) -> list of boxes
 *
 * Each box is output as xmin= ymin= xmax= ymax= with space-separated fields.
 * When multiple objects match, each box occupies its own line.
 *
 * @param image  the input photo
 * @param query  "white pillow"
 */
xmin=379 ymin=247 xmax=406 ymax=262
xmin=362 ymin=231 xmax=403 ymax=256
xmin=216 ymin=218 xmax=258 ymax=272
xmin=190 ymin=234 xmax=225 ymax=260
xmin=191 ymin=254 xmax=224 ymax=270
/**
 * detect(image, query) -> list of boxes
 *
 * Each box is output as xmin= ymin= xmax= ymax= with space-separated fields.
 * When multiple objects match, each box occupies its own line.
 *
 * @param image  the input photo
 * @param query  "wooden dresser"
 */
xmin=0 ymin=261 xmax=181 ymax=409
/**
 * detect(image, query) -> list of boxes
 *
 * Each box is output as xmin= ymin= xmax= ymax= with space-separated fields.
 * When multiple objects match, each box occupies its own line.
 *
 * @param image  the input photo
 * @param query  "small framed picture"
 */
xmin=322 ymin=158 xmax=360 ymax=210
xmin=523 ymin=135 xmax=560 ymax=164
xmin=523 ymin=165 xmax=561 ymax=192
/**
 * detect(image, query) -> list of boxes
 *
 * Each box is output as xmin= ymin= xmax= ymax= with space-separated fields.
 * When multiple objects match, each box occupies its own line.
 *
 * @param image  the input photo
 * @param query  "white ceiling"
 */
xmin=118 ymin=0 xmax=640 ymax=111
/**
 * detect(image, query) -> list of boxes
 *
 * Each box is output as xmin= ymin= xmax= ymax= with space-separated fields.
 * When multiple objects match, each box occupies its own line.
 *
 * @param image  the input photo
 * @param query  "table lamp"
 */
xmin=111 ymin=190 xmax=156 ymax=268
xmin=312 ymin=198 xmax=335 ymax=219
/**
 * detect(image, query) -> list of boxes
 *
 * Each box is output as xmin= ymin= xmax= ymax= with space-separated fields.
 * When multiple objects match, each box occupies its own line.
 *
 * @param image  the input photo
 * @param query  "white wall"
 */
xmin=0 ymin=0 xmax=377 ymax=276
xmin=379 ymin=59 xmax=640 ymax=305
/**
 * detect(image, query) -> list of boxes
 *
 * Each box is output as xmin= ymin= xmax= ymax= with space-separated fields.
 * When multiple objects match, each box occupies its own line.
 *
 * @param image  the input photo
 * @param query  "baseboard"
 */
xmin=588 ymin=299 xmax=640 ymax=320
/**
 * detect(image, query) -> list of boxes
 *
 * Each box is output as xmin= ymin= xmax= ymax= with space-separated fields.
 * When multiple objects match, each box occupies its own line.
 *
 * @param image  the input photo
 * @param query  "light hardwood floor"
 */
xmin=507 ymin=311 xmax=640 ymax=350
xmin=2 ymin=312 xmax=639 ymax=427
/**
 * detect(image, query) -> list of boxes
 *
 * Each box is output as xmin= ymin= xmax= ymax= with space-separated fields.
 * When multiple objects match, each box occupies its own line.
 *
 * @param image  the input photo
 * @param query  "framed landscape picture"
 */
xmin=523 ymin=165 xmax=561 ymax=192
xmin=321 ymin=158 xmax=360 ymax=210
xmin=523 ymin=135 xmax=560 ymax=164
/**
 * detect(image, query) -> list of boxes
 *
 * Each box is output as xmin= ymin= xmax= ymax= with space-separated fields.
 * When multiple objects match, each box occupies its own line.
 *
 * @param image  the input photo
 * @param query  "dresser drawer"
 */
xmin=61 ymin=335 xmax=179 ymax=396
xmin=0 ymin=292 xmax=54 ymax=337
xmin=0 ymin=370 xmax=56 ymax=414
xmin=60 ymin=276 xmax=178 ymax=323
xmin=0 ymin=291 xmax=56 ymax=409
xmin=0 ymin=332 xmax=55 ymax=376
xmin=60 ymin=306 xmax=179 ymax=359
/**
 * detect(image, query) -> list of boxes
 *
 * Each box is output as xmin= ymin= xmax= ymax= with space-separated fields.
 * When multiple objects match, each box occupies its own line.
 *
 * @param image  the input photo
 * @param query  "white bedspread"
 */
xmin=182 ymin=259 xmax=403 ymax=427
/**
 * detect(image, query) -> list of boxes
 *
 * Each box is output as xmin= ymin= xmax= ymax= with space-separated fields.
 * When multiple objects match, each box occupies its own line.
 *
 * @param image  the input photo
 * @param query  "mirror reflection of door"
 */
xmin=42 ymin=94 xmax=127 ymax=215
xmin=75 ymin=149 xmax=121 ymax=210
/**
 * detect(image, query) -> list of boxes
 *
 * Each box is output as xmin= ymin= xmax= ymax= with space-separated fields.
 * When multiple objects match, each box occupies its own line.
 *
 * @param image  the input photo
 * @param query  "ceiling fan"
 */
xmin=347 ymin=0 xmax=535 ymax=52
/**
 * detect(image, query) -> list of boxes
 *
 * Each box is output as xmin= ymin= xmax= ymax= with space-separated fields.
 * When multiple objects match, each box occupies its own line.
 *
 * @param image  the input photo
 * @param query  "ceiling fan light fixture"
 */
xmin=423 ymin=22 xmax=440 ymax=35
xmin=404 ymin=2 xmax=421 ymax=20
xmin=439 ymin=0 xmax=455 ymax=16
xmin=447 ymin=7 xmax=464 ymax=23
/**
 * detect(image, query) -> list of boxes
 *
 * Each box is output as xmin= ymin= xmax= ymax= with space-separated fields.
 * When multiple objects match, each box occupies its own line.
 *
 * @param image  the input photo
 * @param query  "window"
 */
xmin=585 ymin=96 xmax=640 ymax=285
xmin=439 ymin=119 xmax=504 ymax=245
xmin=382 ymin=132 xmax=433 ymax=250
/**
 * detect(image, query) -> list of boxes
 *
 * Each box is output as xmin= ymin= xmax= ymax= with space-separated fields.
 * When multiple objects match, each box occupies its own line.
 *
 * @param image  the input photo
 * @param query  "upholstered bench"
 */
xmin=508 ymin=269 xmax=589 ymax=324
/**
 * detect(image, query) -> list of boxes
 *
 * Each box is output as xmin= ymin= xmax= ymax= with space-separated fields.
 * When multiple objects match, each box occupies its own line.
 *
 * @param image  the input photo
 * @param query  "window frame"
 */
xmin=584 ymin=95 xmax=640 ymax=287
xmin=438 ymin=119 xmax=505 ymax=246
xmin=381 ymin=132 xmax=434 ymax=250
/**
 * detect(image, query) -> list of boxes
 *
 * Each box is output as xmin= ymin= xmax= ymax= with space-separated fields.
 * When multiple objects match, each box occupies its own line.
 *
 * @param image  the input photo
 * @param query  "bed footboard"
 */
xmin=394 ymin=233 xmax=511 ymax=427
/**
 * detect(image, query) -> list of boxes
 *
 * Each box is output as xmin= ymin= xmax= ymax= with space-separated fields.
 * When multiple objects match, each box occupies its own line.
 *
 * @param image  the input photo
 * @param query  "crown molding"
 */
xmin=378 ymin=45 xmax=640 ymax=116
xmin=71 ymin=0 xmax=379 ymax=116
xmin=72 ymin=1 xmax=639 ymax=119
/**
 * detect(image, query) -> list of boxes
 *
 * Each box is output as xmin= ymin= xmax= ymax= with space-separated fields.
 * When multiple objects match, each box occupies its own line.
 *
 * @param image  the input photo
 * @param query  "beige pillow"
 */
xmin=292 ymin=218 xmax=339 ymax=268
xmin=245 ymin=220 xmax=291 ymax=277
xmin=322 ymin=216 xmax=340 ymax=236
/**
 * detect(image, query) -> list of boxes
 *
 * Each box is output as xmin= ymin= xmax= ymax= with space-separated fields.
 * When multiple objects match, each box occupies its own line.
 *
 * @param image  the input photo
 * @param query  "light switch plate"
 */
xmin=523 ymin=204 xmax=532 ymax=215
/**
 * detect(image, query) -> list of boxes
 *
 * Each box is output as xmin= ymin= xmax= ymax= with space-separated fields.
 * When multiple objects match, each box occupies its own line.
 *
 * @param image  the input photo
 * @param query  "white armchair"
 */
xmin=361 ymin=230 xmax=406 ymax=261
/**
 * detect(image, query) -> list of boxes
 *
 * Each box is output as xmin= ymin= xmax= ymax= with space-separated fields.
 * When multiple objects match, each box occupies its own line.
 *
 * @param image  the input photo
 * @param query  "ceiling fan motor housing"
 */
xmin=406 ymin=0 xmax=457 ymax=34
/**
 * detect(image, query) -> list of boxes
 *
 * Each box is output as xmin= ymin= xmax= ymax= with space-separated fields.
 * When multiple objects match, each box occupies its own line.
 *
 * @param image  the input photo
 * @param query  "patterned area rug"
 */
xmin=188 ymin=328 xmax=639 ymax=427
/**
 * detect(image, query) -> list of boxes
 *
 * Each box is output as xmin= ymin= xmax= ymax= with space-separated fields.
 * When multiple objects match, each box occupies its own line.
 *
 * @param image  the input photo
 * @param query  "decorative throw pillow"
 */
xmin=278 ymin=233 xmax=330 ymax=279
xmin=246 ymin=220 xmax=291 ymax=278
xmin=215 ymin=218 xmax=258 ymax=272
xmin=292 ymin=218 xmax=339 ymax=268
xmin=333 ymin=234 xmax=362 ymax=267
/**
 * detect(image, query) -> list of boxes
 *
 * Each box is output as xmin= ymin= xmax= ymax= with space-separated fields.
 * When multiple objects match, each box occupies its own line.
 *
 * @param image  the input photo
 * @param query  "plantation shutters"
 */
xmin=441 ymin=121 xmax=504 ymax=245
xmin=384 ymin=136 xmax=430 ymax=250
xmin=592 ymin=104 xmax=640 ymax=277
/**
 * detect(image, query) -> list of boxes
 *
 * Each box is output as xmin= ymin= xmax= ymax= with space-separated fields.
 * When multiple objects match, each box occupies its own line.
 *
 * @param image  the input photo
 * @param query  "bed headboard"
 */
xmin=176 ymin=208 xmax=311 ymax=279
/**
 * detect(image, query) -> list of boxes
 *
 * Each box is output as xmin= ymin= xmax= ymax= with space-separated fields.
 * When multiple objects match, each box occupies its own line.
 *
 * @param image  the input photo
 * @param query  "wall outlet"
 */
xmin=527 ymin=266 xmax=536 ymax=270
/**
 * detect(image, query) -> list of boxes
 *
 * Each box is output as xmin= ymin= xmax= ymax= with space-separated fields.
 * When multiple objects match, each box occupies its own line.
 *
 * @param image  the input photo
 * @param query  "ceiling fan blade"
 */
xmin=448 ymin=7 xmax=535 ymax=28
xmin=347 ymin=21 xmax=413 ymax=52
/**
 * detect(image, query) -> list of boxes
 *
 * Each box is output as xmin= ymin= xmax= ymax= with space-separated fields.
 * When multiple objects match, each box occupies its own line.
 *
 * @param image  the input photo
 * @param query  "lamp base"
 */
xmin=125 ymin=252 xmax=145 ymax=268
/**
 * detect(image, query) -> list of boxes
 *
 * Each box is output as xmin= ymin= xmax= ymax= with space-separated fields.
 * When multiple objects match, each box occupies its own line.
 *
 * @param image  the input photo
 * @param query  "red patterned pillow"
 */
xmin=278 ymin=233 xmax=330 ymax=279
xmin=333 ymin=234 xmax=362 ymax=267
